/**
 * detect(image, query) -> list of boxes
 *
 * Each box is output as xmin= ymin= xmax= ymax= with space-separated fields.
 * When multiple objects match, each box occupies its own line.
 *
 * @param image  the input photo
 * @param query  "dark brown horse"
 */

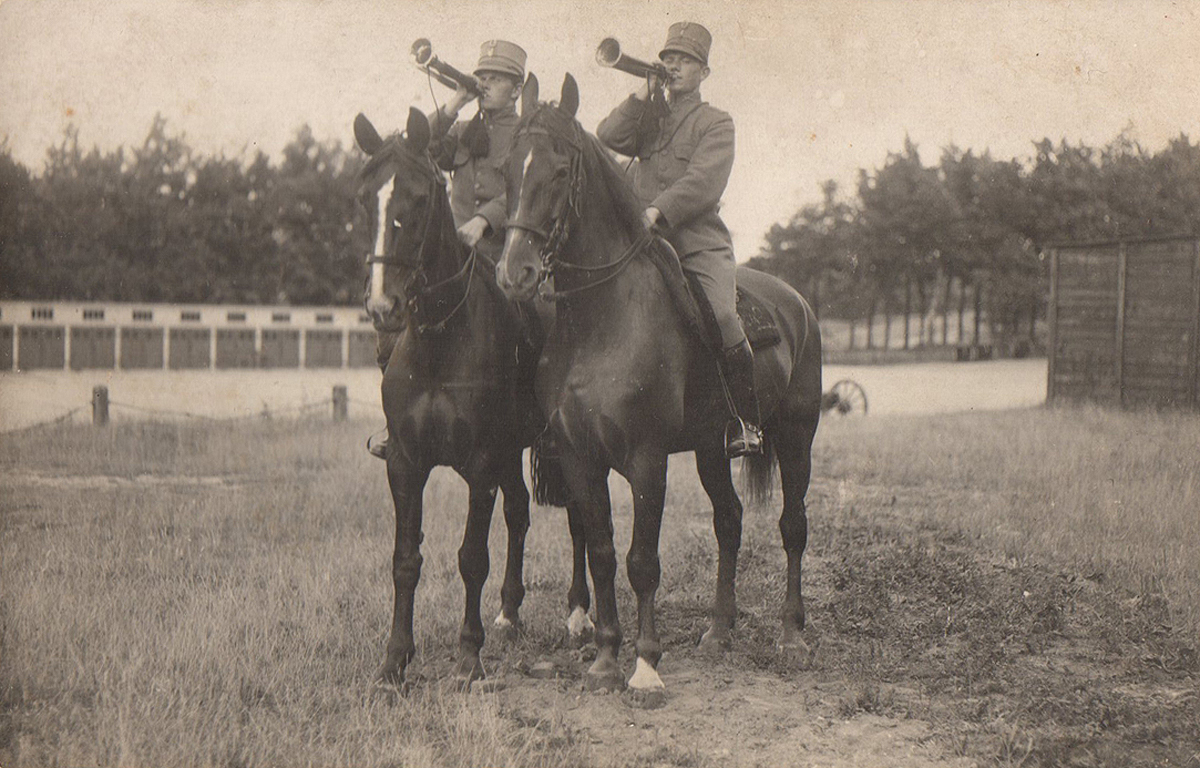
xmin=353 ymin=109 xmax=592 ymax=686
xmin=495 ymin=75 xmax=823 ymax=693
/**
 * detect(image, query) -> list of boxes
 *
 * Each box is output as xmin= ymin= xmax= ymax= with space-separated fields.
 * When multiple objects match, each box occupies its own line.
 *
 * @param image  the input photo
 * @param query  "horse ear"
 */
xmin=559 ymin=73 xmax=579 ymax=118
xmin=405 ymin=107 xmax=430 ymax=153
xmin=354 ymin=113 xmax=384 ymax=155
xmin=522 ymin=72 xmax=539 ymax=116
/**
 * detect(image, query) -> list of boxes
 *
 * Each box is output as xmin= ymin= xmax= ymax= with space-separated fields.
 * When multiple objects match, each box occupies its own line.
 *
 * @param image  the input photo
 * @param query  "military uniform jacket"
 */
xmin=597 ymin=91 xmax=734 ymax=257
xmin=427 ymin=104 xmax=519 ymax=252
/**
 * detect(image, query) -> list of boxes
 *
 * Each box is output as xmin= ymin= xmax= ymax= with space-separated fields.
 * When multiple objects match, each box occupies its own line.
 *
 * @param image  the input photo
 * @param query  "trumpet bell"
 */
xmin=596 ymin=37 xmax=621 ymax=68
xmin=411 ymin=38 xmax=433 ymax=67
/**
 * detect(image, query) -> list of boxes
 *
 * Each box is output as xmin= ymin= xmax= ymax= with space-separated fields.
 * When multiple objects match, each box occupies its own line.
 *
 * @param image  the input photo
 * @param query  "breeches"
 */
xmin=682 ymin=247 xmax=745 ymax=350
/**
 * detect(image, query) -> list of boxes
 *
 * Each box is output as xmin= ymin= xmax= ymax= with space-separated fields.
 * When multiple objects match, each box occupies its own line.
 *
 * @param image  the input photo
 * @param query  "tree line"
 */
xmin=747 ymin=132 xmax=1200 ymax=349
xmin=2 ymin=117 xmax=1198 ymax=345
xmin=1 ymin=116 xmax=367 ymax=306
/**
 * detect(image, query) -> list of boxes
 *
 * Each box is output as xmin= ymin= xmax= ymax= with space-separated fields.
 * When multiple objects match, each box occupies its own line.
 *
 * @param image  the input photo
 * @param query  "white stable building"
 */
xmin=0 ymin=300 xmax=380 ymax=371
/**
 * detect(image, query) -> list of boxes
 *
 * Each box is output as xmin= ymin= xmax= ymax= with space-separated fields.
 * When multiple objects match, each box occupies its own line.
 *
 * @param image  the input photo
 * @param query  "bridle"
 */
xmin=366 ymin=150 xmax=479 ymax=333
xmin=505 ymin=116 xmax=652 ymax=302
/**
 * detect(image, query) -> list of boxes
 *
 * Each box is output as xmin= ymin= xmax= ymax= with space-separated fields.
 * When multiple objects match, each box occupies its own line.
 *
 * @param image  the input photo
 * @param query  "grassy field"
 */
xmin=1 ymin=407 xmax=1197 ymax=767
xmin=820 ymin=405 xmax=1200 ymax=634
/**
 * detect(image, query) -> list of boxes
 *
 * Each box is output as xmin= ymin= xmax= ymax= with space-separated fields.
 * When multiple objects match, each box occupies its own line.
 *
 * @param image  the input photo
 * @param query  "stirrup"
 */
xmin=724 ymin=417 xmax=763 ymax=458
xmin=367 ymin=429 xmax=389 ymax=460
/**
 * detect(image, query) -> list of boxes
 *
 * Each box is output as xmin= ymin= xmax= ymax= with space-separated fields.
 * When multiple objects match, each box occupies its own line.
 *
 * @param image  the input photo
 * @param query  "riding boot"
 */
xmin=721 ymin=339 xmax=763 ymax=458
xmin=367 ymin=433 xmax=389 ymax=460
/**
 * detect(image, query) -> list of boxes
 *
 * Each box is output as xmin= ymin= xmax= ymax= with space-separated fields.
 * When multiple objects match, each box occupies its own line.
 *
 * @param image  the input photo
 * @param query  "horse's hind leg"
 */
xmin=493 ymin=452 xmax=529 ymax=641
xmin=772 ymin=413 xmax=818 ymax=653
xmin=455 ymin=478 xmax=500 ymax=684
xmin=695 ymin=443 xmax=742 ymax=653
xmin=565 ymin=502 xmax=595 ymax=645
xmin=560 ymin=455 xmax=623 ymax=691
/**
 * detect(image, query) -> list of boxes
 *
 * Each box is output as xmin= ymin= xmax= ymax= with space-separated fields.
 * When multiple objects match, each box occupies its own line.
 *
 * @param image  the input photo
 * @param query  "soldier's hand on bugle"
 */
xmin=632 ymin=72 xmax=664 ymax=102
xmin=446 ymin=83 xmax=475 ymax=114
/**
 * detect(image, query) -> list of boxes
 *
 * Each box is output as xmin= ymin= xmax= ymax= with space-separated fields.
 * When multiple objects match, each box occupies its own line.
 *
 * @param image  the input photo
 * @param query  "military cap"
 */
xmin=659 ymin=21 xmax=712 ymax=65
xmin=474 ymin=39 xmax=527 ymax=80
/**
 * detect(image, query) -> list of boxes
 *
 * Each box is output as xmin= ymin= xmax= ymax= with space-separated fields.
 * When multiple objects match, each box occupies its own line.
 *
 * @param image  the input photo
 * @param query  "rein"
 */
xmin=507 ymin=119 xmax=653 ymax=303
xmin=366 ymin=154 xmax=479 ymax=333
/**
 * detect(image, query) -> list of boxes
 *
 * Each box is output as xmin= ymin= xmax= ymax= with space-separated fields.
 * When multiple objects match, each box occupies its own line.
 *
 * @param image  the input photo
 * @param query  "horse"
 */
xmin=495 ymin=75 xmax=823 ymax=694
xmin=353 ymin=108 xmax=592 ymax=686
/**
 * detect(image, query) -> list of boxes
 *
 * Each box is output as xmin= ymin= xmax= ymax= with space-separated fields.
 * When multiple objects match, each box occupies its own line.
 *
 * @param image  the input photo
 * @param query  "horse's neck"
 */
xmin=558 ymin=203 xmax=680 ymax=344
xmin=430 ymin=201 xmax=525 ymax=345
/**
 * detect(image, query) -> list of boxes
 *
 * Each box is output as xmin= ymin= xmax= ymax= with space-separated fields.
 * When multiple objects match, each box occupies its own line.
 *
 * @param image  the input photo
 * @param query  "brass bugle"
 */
xmin=595 ymin=37 xmax=669 ymax=81
xmin=410 ymin=38 xmax=481 ymax=96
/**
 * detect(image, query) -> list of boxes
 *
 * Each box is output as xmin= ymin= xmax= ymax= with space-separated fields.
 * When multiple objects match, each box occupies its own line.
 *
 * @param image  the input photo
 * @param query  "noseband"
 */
xmin=366 ymin=152 xmax=479 ymax=333
xmin=506 ymin=118 xmax=651 ymax=301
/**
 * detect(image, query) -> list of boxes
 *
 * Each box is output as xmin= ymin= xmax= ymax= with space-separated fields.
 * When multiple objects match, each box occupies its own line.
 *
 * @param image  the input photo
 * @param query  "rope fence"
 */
xmin=0 ymin=384 xmax=380 ymax=436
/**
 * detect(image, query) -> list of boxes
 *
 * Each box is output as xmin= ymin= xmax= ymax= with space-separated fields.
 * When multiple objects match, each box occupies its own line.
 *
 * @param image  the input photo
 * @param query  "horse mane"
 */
xmin=520 ymin=104 xmax=709 ymax=345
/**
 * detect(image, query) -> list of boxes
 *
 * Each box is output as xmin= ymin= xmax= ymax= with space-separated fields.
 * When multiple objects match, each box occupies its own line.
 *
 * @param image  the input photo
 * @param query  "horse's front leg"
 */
xmin=456 ymin=474 xmax=500 ymax=685
xmin=379 ymin=456 xmax=432 ymax=686
xmin=695 ymin=443 xmax=742 ymax=653
xmin=493 ymin=450 xmax=529 ymax=641
xmin=625 ymin=449 xmax=669 ymax=693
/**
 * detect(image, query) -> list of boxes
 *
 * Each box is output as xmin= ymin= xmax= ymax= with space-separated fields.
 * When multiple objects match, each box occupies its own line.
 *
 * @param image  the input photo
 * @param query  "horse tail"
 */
xmin=740 ymin=434 xmax=777 ymax=508
xmin=531 ymin=438 xmax=571 ymax=508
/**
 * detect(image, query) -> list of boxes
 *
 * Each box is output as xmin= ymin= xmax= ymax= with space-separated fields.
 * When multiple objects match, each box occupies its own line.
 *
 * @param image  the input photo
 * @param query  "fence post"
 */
xmin=92 ymin=385 xmax=109 ymax=426
xmin=332 ymin=385 xmax=348 ymax=421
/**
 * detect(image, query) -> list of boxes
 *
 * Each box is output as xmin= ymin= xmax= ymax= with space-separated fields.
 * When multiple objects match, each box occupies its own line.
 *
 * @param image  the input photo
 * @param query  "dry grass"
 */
xmin=816 ymin=404 xmax=1200 ymax=634
xmin=1 ymin=406 xmax=1197 ymax=767
xmin=0 ymin=420 xmax=588 ymax=767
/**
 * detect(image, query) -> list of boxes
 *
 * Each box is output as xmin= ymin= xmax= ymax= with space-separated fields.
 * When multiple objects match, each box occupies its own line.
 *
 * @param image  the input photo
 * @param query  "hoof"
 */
xmin=470 ymin=678 xmax=506 ymax=694
xmin=492 ymin=615 xmax=522 ymax=644
xmin=453 ymin=657 xmax=486 ymax=689
xmin=776 ymin=629 xmax=818 ymax=669
xmin=375 ymin=664 xmax=406 ymax=689
xmin=622 ymin=687 xmax=667 ymax=710
xmin=585 ymin=656 xmax=625 ymax=692
xmin=697 ymin=628 xmax=731 ymax=655
xmin=370 ymin=677 xmax=409 ymax=703
xmin=566 ymin=607 xmax=595 ymax=648
xmin=627 ymin=657 xmax=665 ymax=691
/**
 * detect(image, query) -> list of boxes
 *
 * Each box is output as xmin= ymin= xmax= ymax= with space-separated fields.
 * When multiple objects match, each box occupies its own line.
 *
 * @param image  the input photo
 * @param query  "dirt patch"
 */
xmin=485 ymin=662 xmax=972 ymax=768
xmin=431 ymin=481 xmax=1200 ymax=768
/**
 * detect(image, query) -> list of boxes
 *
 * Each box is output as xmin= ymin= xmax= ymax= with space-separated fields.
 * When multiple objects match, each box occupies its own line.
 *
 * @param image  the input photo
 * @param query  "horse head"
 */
xmin=496 ymin=73 xmax=583 ymax=301
xmin=354 ymin=108 xmax=445 ymax=332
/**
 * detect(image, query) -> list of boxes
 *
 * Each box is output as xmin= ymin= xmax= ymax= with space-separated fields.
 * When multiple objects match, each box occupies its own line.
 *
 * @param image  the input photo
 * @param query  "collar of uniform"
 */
xmin=481 ymin=104 xmax=519 ymax=122
xmin=668 ymin=91 xmax=702 ymax=111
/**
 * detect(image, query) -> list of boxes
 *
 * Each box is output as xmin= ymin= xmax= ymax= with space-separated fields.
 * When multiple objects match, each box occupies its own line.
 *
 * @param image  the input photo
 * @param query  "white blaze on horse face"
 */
xmin=511 ymin=149 xmax=535 ymax=229
xmin=370 ymin=174 xmax=396 ymax=303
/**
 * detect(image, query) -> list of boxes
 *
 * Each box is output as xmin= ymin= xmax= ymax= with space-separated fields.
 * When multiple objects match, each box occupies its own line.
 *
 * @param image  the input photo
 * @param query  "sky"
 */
xmin=1 ymin=0 xmax=1198 ymax=259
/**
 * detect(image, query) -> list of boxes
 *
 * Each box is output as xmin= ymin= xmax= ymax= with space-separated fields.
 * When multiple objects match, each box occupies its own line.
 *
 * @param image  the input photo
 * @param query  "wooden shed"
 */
xmin=1047 ymin=236 xmax=1200 ymax=409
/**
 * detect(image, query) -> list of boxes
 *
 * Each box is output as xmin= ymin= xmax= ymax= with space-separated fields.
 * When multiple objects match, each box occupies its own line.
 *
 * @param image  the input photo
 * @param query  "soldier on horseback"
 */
xmin=370 ymin=39 xmax=527 ymax=458
xmin=597 ymin=22 xmax=762 ymax=457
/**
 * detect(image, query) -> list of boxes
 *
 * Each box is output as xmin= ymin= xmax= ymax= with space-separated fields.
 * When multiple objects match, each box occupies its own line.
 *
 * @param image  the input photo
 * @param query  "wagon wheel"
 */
xmin=823 ymin=379 xmax=868 ymax=416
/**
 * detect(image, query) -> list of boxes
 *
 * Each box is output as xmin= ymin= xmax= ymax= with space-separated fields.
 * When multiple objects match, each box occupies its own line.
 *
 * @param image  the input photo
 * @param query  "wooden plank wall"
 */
xmin=1049 ymin=237 xmax=1199 ymax=409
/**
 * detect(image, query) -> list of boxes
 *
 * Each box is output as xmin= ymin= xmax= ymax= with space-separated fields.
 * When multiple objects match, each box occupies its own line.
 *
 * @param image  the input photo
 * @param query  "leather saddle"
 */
xmin=684 ymin=273 xmax=782 ymax=352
